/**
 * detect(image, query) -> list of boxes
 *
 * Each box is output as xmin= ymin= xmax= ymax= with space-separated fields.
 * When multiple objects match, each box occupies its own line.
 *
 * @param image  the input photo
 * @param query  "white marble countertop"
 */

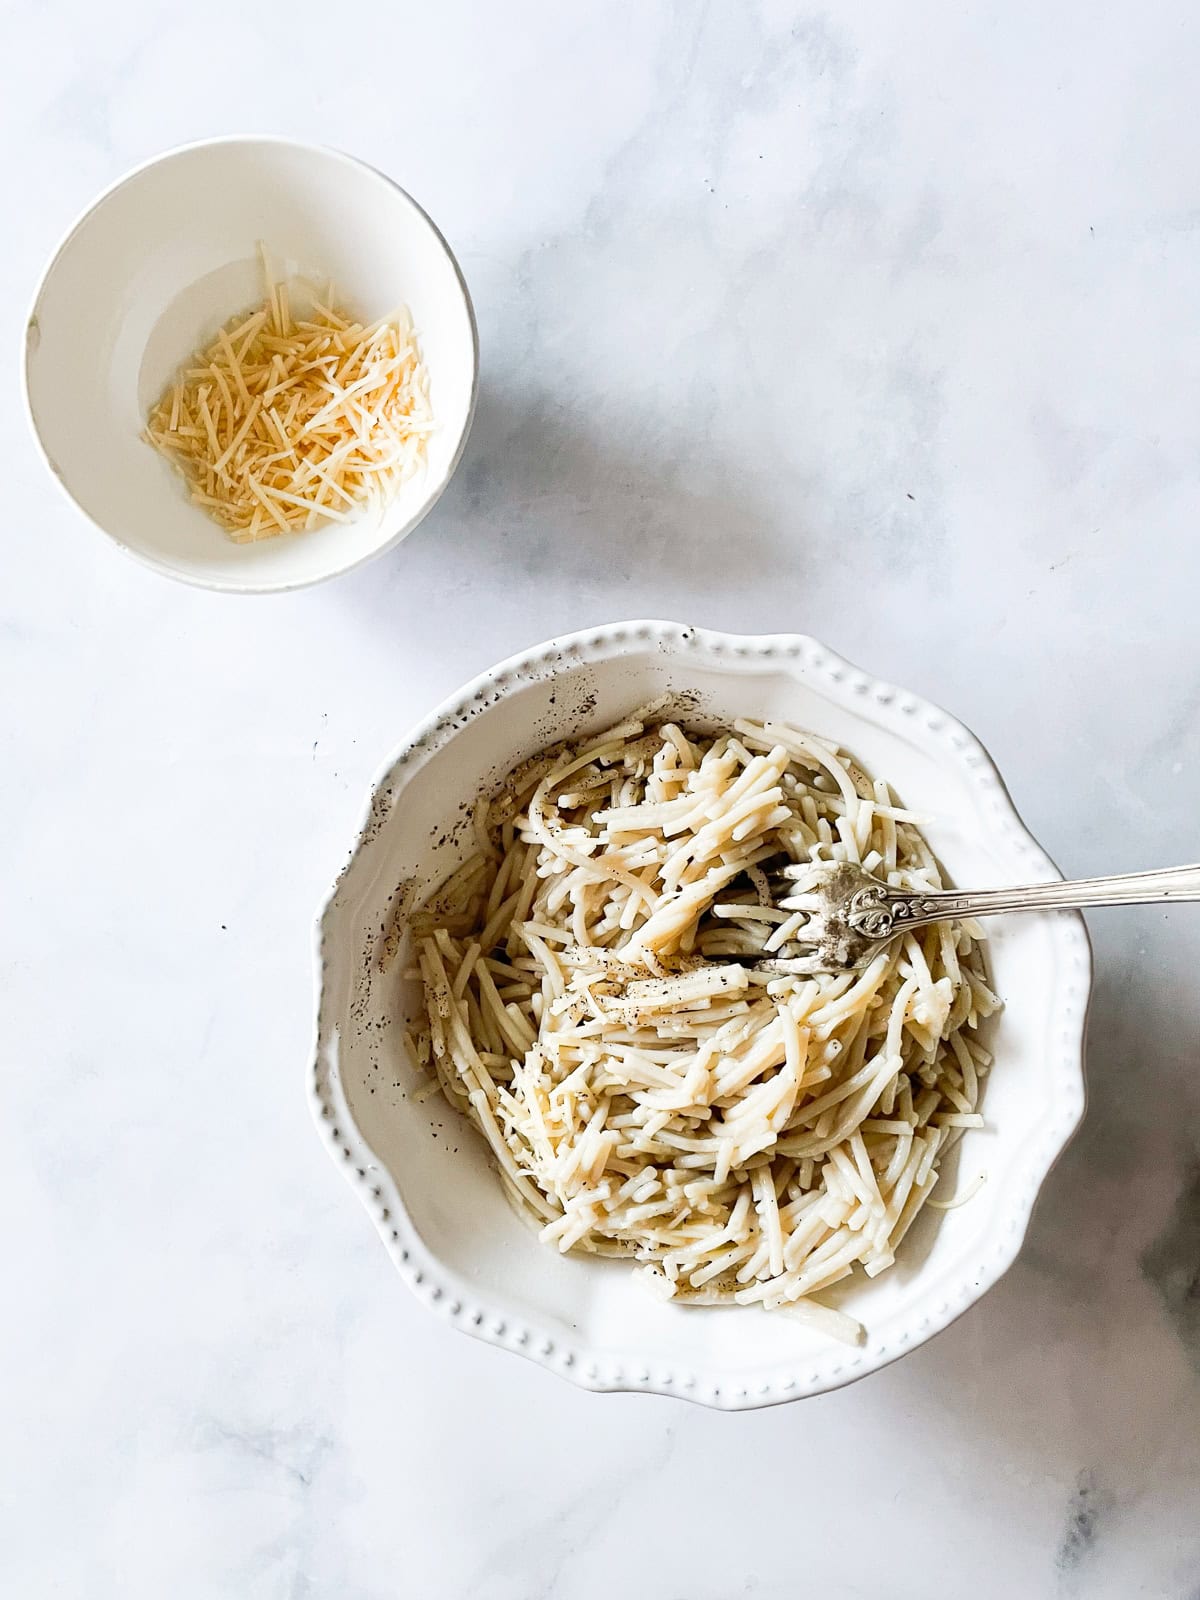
xmin=6 ymin=3 xmax=1200 ymax=1595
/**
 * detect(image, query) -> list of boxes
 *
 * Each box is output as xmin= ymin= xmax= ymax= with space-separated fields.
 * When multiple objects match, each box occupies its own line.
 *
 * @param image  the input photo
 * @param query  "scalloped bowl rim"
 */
xmin=310 ymin=621 xmax=1091 ymax=1409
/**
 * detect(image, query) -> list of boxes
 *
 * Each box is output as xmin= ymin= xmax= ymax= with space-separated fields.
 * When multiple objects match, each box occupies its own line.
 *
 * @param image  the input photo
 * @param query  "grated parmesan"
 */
xmin=144 ymin=246 xmax=431 ymax=541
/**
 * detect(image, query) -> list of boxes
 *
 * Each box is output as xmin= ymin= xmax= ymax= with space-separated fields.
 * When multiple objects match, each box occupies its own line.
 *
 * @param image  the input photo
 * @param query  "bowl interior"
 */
xmin=317 ymin=632 xmax=1088 ymax=1401
xmin=25 ymin=139 xmax=476 ymax=592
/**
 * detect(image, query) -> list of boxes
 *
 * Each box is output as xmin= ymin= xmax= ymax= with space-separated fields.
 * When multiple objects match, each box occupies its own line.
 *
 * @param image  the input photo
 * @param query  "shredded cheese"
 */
xmin=144 ymin=247 xmax=431 ymax=541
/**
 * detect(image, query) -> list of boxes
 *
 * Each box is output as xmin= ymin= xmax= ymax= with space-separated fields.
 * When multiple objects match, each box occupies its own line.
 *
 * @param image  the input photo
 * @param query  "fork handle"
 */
xmin=859 ymin=863 xmax=1200 ymax=935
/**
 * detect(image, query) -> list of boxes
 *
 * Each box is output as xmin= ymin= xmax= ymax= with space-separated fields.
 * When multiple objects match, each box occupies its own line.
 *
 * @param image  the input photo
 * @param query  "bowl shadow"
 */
xmin=873 ymin=930 xmax=1200 ymax=1562
xmin=332 ymin=379 xmax=792 ymax=624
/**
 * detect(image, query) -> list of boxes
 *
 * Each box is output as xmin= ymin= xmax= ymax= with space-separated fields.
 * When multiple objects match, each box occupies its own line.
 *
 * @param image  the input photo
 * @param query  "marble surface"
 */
xmin=5 ymin=2 xmax=1200 ymax=1594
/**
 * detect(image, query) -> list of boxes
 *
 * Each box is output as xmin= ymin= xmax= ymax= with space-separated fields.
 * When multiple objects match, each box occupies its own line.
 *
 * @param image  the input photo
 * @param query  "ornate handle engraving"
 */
xmin=846 ymin=865 xmax=1200 ymax=944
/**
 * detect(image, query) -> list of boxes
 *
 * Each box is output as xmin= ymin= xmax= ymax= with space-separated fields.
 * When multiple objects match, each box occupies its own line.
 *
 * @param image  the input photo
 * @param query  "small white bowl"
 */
xmin=24 ymin=137 xmax=478 ymax=593
xmin=312 ymin=622 xmax=1091 ymax=1408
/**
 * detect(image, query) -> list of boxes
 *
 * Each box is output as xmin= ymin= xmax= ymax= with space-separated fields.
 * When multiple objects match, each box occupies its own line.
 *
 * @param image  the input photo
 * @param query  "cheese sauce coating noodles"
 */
xmin=411 ymin=715 xmax=998 ymax=1345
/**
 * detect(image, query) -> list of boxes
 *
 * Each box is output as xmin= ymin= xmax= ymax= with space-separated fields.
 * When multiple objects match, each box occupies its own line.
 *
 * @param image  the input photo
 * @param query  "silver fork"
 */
xmin=755 ymin=859 xmax=1200 ymax=974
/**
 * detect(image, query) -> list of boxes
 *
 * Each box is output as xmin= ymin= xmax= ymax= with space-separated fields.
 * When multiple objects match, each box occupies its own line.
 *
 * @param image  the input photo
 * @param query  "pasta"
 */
xmin=410 ymin=713 xmax=999 ymax=1345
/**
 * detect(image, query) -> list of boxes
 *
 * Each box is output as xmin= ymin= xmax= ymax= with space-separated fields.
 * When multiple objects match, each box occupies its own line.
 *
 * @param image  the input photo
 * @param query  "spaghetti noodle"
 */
xmin=411 ymin=714 xmax=998 ymax=1344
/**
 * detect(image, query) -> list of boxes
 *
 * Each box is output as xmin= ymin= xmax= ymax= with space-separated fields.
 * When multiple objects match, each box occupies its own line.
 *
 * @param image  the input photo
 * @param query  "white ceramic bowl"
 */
xmin=312 ymin=622 xmax=1091 ymax=1408
xmin=24 ymin=137 xmax=478 ymax=593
